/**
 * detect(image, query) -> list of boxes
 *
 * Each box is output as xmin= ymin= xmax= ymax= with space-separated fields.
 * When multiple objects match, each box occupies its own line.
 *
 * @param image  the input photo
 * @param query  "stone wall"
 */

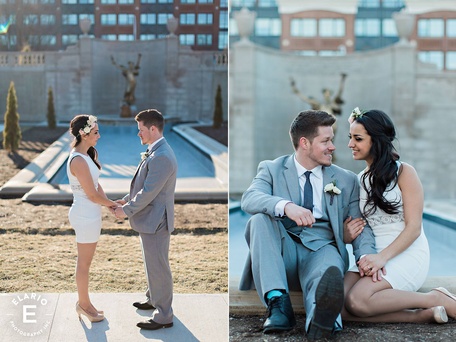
xmin=0 ymin=37 xmax=228 ymax=124
xmin=229 ymin=40 xmax=456 ymax=200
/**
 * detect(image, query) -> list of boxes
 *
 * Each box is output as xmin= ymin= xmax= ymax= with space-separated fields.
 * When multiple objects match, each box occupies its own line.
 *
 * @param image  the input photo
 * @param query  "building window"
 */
xmin=23 ymin=15 xmax=39 ymax=25
xmin=418 ymin=51 xmax=444 ymax=70
xmin=101 ymin=0 xmax=116 ymax=3
xmin=40 ymin=15 xmax=55 ymax=25
xmin=140 ymin=34 xmax=156 ymax=40
xmin=101 ymin=14 xmax=117 ymax=26
xmin=197 ymin=34 xmax=212 ymax=45
xmin=255 ymin=18 xmax=281 ymax=36
xmin=62 ymin=0 xmax=77 ymax=3
xmin=258 ymin=0 xmax=276 ymax=7
xmin=198 ymin=0 xmax=213 ymax=3
xmin=141 ymin=0 xmax=156 ymax=3
xmin=382 ymin=0 xmax=404 ymax=7
xmin=23 ymin=0 xmax=38 ymax=3
xmin=180 ymin=34 xmax=195 ymax=45
xmin=119 ymin=0 xmax=134 ymax=3
xmin=80 ymin=14 xmax=95 ymax=23
xmin=219 ymin=11 xmax=228 ymax=29
xmin=220 ymin=0 xmax=228 ymax=7
xmin=296 ymin=50 xmax=318 ymax=56
xmin=62 ymin=35 xmax=78 ymax=45
xmin=358 ymin=0 xmax=380 ymax=7
xmin=319 ymin=18 xmax=345 ymax=37
xmin=446 ymin=51 xmax=456 ymax=70
xmin=382 ymin=18 xmax=397 ymax=37
xmin=231 ymin=0 xmax=255 ymax=6
xmin=180 ymin=0 xmax=195 ymax=3
xmin=40 ymin=35 xmax=56 ymax=45
xmin=355 ymin=18 xmax=380 ymax=36
xmin=198 ymin=13 xmax=213 ymax=25
xmin=158 ymin=0 xmax=172 ymax=3
xmin=291 ymin=18 xmax=316 ymax=37
xmin=101 ymin=34 xmax=117 ymax=40
xmin=229 ymin=18 xmax=238 ymax=36
xmin=79 ymin=0 xmax=94 ymax=3
xmin=158 ymin=13 xmax=173 ymax=25
xmin=118 ymin=34 xmax=134 ymax=41
xmin=447 ymin=19 xmax=456 ymax=37
xmin=62 ymin=14 xmax=78 ymax=25
xmin=29 ymin=35 xmax=40 ymax=46
xmin=118 ymin=14 xmax=135 ymax=25
xmin=319 ymin=50 xmax=343 ymax=56
xmin=418 ymin=19 xmax=444 ymax=37
xmin=40 ymin=0 xmax=56 ymax=3
xmin=140 ymin=14 xmax=156 ymax=25
xmin=180 ymin=13 xmax=195 ymax=25
xmin=219 ymin=31 xmax=227 ymax=49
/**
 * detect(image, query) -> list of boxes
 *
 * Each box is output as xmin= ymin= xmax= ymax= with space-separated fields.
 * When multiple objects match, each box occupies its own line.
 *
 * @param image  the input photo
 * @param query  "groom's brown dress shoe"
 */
xmin=136 ymin=319 xmax=173 ymax=330
xmin=133 ymin=301 xmax=156 ymax=310
xmin=307 ymin=266 xmax=344 ymax=341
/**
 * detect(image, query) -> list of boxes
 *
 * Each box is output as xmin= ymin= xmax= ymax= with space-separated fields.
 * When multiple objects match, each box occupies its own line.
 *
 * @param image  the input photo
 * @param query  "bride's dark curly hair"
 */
xmin=353 ymin=109 xmax=401 ymax=215
xmin=69 ymin=114 xmax=101 ymax=169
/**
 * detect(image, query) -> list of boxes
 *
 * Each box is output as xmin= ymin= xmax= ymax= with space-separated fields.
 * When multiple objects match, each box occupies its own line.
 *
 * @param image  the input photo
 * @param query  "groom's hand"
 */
xmin=343 ymin=216 xmax=365 ymax=243
xmin=284 ymin=202 xmax=315 ymax=227
xmin=115 ymin=199 xmax=127 ymax=205
xmin=114 ymin=207 xmax=127 ymax=219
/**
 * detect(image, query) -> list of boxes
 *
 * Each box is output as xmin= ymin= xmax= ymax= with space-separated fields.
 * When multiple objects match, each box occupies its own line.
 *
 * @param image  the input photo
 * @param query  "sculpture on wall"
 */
xmin=290 ymin=73 xmax=347 ymax=136
xmin=111 ymin=54 xmax=142 ymax=116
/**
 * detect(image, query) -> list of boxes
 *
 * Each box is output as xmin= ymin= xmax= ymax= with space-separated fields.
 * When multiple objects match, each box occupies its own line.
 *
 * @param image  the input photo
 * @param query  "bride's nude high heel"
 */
xmin=76 ymin=302 xmax=105 ymax=322
xmin=432 ymin=287 xmax=456 ymax=319
xmin=431 ymin=306 xmax=448 ymax=324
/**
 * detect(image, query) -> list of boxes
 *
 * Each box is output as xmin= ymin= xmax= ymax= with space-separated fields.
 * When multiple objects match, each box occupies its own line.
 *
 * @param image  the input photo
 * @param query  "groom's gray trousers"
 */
xmin=245 ymin=213 xmax=345 ymax=330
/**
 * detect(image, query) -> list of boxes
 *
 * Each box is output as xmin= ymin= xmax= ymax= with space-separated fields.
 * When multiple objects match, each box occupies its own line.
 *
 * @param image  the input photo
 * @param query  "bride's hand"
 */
xmin=358 ymin=254 xmax=387 ymax=279
xmin=343 ymin=216 xmax=365 ymax=243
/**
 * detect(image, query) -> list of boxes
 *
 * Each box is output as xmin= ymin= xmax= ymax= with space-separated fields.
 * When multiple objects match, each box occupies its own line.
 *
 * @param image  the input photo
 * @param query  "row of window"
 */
xmin=230 ymin=17 xmax=456 ymax=39
xmin=0 ymin=31 xmax=228 ymax=49
xmin=418 ymin=51 xmax=456 ymax=70
xmin=5 ymin=12 xmax=228 ymax=27
xmin=0 ymin=0 xmax=224 ymax=3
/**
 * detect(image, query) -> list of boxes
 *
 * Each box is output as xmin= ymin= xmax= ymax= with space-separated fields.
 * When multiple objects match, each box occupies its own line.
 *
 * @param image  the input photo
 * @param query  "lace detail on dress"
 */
xmin=71 ymin=184 xmax=83 ymax=191
xmin=367 ymin=212 xmax=404 ymax=228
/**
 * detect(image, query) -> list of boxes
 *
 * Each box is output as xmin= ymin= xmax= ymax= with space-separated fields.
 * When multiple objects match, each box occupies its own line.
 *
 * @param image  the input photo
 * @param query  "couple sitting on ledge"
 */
xmin=239 ymin=109 xmax=456 ymax=340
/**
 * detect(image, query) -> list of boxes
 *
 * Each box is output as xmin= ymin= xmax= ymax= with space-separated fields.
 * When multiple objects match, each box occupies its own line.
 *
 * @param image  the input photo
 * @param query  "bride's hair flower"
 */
xmin=324 ymin=180 xmax=341 ymax=205
xmin=79 ymin=115 xmax=98 ymax=136
xmin=348 ymin=107 xmax=364 ymax=124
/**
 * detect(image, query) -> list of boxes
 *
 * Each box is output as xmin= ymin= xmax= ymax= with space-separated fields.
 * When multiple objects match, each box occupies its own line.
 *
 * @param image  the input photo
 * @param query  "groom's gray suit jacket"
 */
xmin=239 ymin=154 xmax=376 ymax=291
xmin=123 ymin=138 xmax=177 ymax=234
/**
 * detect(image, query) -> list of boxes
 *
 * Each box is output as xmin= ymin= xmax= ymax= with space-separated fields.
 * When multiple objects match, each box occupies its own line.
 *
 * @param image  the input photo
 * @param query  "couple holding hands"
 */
xmin=66 ymin=109 xmax=177 ymax=331
xmin=240 ymin=109 xmax=456 ymax=340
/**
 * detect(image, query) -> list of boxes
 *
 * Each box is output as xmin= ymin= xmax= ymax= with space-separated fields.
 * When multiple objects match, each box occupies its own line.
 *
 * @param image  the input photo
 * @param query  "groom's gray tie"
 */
xmin=303 ymin=171 xmax=313 ymax=211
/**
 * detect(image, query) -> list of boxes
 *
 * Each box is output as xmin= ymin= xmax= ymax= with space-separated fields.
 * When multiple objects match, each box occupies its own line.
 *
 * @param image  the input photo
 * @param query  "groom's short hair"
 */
xmin=135 ymin=109 xmax=165 ymax=132
xmin=290 ymin=110 xmax=335 ymax=149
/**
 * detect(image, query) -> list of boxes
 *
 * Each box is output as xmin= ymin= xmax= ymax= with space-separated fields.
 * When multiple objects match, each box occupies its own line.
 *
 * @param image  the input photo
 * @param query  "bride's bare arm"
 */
xmin=70 ymin=157 xmax=117 ymax=207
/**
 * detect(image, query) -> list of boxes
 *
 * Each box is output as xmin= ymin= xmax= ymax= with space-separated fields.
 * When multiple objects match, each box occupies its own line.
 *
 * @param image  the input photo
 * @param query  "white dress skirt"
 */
xmin=67 ymin=151 xmax=102 ymax=243
xmin=349 ymin=162 xmax=430 ymax=291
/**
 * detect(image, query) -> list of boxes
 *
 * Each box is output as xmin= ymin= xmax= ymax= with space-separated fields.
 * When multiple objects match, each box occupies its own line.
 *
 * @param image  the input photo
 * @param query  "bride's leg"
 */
xmin=76 ymin=242 xmax=98 ymax=315
xmin=344 ymin=276 xmax=444 ymax=321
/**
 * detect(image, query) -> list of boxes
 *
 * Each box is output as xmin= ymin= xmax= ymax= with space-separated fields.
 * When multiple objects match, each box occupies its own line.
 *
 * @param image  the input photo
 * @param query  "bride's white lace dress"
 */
xmin=350 ymin=161 xmax=430 ymax=291
xmin=67 ymin=150 xmax=102 ymax=243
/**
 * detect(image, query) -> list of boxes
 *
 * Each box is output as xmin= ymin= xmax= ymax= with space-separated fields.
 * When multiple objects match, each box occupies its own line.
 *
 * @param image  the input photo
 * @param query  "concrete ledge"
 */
xmin=172 ymin=123 xmax=228 ymax=187
xmin=229 ymin=277 xmax=456 ymax=315
xmin=0 ymin=132 xmax=70 ymax=196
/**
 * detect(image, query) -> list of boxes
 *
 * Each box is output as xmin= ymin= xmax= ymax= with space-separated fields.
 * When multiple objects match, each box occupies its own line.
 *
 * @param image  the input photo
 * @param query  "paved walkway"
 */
xmin=0 ymin=293 xmax=228 ymax=342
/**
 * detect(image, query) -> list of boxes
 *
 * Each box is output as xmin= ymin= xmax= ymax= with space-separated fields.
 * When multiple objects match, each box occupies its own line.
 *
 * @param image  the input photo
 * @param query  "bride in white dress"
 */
xmin=67 ymin=115 xmax=118 ymax=323
xmin=342 ymin=108 xmax=456 ymax=324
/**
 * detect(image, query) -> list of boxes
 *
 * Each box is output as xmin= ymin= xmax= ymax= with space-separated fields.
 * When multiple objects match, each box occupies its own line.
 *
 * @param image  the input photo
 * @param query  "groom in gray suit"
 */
xmin=114 ymin=109 xmax=177 ymax=330
xmin=239 ymin=110 xmax=376 ymax=340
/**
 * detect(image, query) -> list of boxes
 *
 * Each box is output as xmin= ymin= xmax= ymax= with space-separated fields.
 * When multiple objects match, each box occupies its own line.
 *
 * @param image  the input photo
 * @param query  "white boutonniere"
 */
xmin=140 ymin=151 xmax=150 ymax=161
xmin=324 ymin=180 xmax=341 ymax=205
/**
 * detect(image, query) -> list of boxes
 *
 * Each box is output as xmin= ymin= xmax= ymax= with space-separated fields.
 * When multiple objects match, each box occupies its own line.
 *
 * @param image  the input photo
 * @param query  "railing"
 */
xmin=0 ymin=53 xmax=46 ymax=66
xmin=213 ymin=52 xmax=228 ymax=66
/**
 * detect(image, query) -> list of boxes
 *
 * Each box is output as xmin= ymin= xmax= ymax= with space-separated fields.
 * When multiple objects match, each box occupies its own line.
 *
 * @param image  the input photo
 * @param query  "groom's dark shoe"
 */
xmin=263 ymin=293 xmax=296 ymax=334
xmin=137 ymin=319 xmax=173 ymax=330
xmin=307 ymin=266 xmax=344 ymax=341
xmin=133 ymin=300 xmax=155 ymax=310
